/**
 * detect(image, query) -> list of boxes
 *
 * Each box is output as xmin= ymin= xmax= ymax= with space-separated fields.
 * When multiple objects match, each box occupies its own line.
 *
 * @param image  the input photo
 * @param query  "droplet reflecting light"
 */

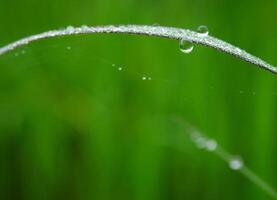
xmin=179 ymin=39 xmax=194 ymax=54
xmin=229 ymin=157 xmax=244 ymax=170
xmin=197 ymin=25 xmax=209 ymax=36
xmin=205 ymin=139 xmax=218 ymax=151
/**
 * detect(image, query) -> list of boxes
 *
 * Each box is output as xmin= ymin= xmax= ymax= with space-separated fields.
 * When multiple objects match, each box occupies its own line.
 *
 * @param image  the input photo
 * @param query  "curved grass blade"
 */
xmin=0 ymin=25 xmax=276 ymax=75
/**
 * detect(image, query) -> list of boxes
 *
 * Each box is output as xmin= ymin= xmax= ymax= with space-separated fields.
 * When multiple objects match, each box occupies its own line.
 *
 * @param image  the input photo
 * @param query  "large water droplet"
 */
xmin=197 ymin=25 xmax=209 ymax=36
xmin=179 ymin=39 xmax=193 ymax=54
xmin=229 ymin=157 xmax=244 ymax=170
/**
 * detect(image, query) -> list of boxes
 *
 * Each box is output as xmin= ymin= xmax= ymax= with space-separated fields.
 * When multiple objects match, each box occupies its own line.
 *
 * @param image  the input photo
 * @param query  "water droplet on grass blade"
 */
xmin=81 ymin=25 xmax=89 ymax=30
xmin=197 ymin=25 xmax=209 ymax=36
xmin=193 ymin=136 xmax=206 ymax=149
xmin=229 ymin=157 xmax=244 ymax=170
xmin=205 ymin=139 xmax=217 ymax=151
xmin=66 ymin=26 xmax=75 ymax=33
xmin=179 ymin=39 xmax=193 ymax=54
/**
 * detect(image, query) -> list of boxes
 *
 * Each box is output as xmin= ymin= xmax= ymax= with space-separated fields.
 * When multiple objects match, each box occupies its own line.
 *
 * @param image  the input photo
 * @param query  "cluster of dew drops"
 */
xmin=179 ymin=25 xmax=209 ymax=54
xmin=191 ymin=131 xmax=244 ymax=171
xmin=180 ymin=25 xmax=245 ymax=171
xmin=12 ymin=24 xmax=248 ymax=172
xmin=111 ymin=24 xmax=209 ymax=81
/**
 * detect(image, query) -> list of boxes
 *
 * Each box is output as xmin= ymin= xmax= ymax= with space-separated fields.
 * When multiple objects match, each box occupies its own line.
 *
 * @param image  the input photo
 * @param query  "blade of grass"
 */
xmin=0 ymin=25 xmax=276 ymax=75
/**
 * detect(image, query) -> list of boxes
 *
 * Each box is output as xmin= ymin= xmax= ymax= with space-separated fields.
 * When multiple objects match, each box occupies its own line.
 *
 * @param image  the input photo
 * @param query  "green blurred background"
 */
xmin=0 ymin=0 xmax=277 ymax=199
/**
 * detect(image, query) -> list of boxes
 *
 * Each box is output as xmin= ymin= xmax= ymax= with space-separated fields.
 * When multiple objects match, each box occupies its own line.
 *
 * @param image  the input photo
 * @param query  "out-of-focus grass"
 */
xmin=0 ymin=0 xmax=277 ymax=200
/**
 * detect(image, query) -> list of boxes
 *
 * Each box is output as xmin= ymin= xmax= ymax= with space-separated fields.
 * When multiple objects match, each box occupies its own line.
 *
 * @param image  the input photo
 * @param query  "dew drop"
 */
xmin=142 ymin=76 xmax=147 ymax=80
xmin=179 ymin=39 xmax=194 ymax=54
xmin=118 ymin=67 xmax=122 ymax=71
xmin=229 ymin=157 xmax=244 ymax=170
xmin=66 ymin=26 xmax=75 ymax=33
xmin=205 ymin=139 xmax=217 ymax=151
xmin=67 ymin=46 xmax=71 ymax=50
xmin=197 ymin=25 xmax=209 ymax=36
xmin=194 ymin=137 xmax=207 ymax=149
xmin=81 ymin=25 xmax=89 ymax=30
xmin=148 ymin=77 xmax=152 ymax=81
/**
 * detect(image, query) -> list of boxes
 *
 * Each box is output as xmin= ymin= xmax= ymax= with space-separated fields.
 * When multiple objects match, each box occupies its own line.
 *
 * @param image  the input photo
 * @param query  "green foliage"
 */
xmin=0 ymin=0 xmax=277 ymax=200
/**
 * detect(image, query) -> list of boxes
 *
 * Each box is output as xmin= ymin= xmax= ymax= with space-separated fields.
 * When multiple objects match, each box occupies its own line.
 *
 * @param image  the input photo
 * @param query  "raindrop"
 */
xmin=229 ymin=157 xmax=244 ymax=170
xmin=179 ymin=39 xmax=194 ymax=54
xmin=142 ymin=76 xmax=147 ymax=80
xmin=197 ymin=25 xmax=209 ymax=36
xmin=81 ymin=25 xmax=89 ymax=30
xmin=118 ymin=67 xmax=122 ymax=71
xmin=205 ymin=139 xmax=217 ymax=151
xmin=67 ymin=46 xmax=71 ymax=50
xmin=194 ymin=137 xmax=207 ymax=149
xmin=66 ymin=26 xmax=75 ymax=33
xmin=148 ymin=77 xmax=152 ymax=81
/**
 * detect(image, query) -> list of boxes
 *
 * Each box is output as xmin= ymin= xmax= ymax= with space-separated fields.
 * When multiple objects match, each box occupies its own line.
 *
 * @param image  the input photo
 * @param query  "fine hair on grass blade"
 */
xmin=0 ymin=25 xmax=276 ymax=75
